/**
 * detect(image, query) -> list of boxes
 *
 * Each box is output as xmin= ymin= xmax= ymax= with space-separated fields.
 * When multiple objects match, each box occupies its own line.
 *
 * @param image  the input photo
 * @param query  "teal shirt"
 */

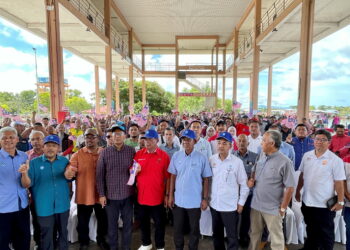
xmin=29 ymin=155 xmax=70 ymax=217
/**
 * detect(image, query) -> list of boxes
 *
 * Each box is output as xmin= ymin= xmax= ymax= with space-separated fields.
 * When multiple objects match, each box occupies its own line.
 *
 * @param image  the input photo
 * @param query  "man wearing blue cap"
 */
xmin=19 ymin=134 xmax=71 ymax=250
xmin=209 ymin=132 xmax=249 ymax=250
xmin=168 ymin=129 xmax=212 ymax=250
xmin=134 ymin=129 xmax=170 ymax=250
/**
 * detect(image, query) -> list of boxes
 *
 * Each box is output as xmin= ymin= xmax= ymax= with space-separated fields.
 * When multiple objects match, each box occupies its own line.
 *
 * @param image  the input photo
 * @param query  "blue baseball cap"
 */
xmin=216 ymin=132 xmax=233 ymax=143
xmin=180 ymin=129 xmax=196 ymax=140
xmin=44 ymin=135 xmax=60 ymax=145
xmin=142 ymin=129 xmax=159 ymax=139
xmin=111 ymin=124 xmax=126 ymax=132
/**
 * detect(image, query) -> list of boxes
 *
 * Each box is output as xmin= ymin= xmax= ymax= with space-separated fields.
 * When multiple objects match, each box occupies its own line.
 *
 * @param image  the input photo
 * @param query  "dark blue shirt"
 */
xmin=291 ymin=137 xmax=314 ymax=170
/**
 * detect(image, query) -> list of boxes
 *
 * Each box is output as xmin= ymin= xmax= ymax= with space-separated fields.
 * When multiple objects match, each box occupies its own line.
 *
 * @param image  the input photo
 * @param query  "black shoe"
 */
xmin=79 ymin=244 xmax=89 ymax=250
xmin=97 ymin=241 xmax=110 ymax=250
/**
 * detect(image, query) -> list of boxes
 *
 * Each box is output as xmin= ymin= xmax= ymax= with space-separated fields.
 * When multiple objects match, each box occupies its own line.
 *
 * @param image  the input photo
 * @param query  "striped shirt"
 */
xmin=96 ymin=144 xmax=136 ymax=200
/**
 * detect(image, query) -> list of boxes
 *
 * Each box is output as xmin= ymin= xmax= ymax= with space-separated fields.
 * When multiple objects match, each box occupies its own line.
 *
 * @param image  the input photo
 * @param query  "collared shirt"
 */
xmin=0 ymin=149 xmax=28 ymax=213
xmin=159 ymin=143 xmax=180 ymax=159
xmin=257 ymin=141 xmax=295 ymax=165
xmin=168 ymin=150 xmax=212 ymax=209
xmin=29 ymin=155 xmax=70 ymax=217
xmin=134 ymin=148 xmax=170 ymax=206
xmin=26 ymin=149 xmax=43 ymax=161
xmin=291 ymin=137 xmax=314 ymax=170
xmin=70 ymin=147 xmax=104 ymax=205
xmin=96 ymin=145 xmax=135 ymax=200
xmin=209 ymin=154 xmax=249 ymax=212
xmin=235 ymin=123 xmax=250 ymax=136
xmin=125 ymin=138 xmax=139 ymax=148
xmin=251 ymin=151 xmax=295 ymax=215
xmin=300 ymin=150 xmax=345 ymax=208
xmin=329 ymin=135 xmax=350 ymax=153
xmin=247 ymin=135 xmax=262 ymax=154
xmin=157 ymin=134 xmax=181 ymax=148
xmin=233 ymin=150 xmax=258 ymax=178
xmin=180 ymin=137 xmax=213 ymax=159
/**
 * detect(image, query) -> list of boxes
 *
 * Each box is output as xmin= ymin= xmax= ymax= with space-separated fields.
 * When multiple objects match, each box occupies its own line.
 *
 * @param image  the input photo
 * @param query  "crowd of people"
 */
xmin=0 ymin=110 xmax=350 ymax=250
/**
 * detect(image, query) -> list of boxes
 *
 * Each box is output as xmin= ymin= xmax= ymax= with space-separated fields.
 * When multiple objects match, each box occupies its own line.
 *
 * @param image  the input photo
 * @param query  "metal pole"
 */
xmin=33 ymin=47 xmax=40 ymax=113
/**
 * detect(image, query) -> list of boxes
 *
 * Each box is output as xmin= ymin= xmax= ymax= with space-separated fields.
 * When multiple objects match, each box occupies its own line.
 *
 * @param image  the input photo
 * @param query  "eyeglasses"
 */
xmin=113 ymin=132 xmax=125 ymax=137
xmin=106 ymin=136 xmax=112 ymax=139
xmin=84 ymin=136 xmax=97 ymax=140
xmin=315 ymin=138 xmax=329 ymax=143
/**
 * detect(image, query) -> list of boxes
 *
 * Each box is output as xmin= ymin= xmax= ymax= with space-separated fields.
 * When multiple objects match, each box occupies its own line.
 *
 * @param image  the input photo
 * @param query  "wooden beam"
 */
xmin=215 ymin=41 xmax=219 ymax=108
xmin=175 ymin=39 xmax=179 ymax=110
xmin=141 ymin=49 xmax=145 ymax=71
xmin=256 ymin=0 xmax=302 ymax=45
xmin=142 ymin=44 xmax=176 ymax=48
xmin=110 ymin=0 xmax=131 ymax=30
xmin=251 ymin=0 xmax=261 ymax=112
xmin=46 ymin=0 xmax=64 ymax=118
xmin=267 ymin=65 xmax=273 ymax=116
xmin=233 ymin=28 xmax=239 ymax=102
xmin=104 ymin=0 xmax=111 ymax=40
xmin=222 ymin=76 xmax=226 ymax=108
xmin=297 ymin=0 xmax=315 ymax=122
xmin=57 ymin=0 xmax=109 ymax=45
xmin=94 ymin=65 xmax=100 ymax=114
xmin=105 ymin=46 xmax=113 ymax=114
xmin=129 ymin=65 xmax=134 ymax=114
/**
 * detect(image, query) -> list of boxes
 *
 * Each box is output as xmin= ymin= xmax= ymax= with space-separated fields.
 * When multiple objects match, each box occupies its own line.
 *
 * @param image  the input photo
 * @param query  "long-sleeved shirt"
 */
xmin=209 ymin=154 xmax=249 ymax=211
xmin=0 ymin=149 xmax=28 ymax=213
xmin=96 ymin=145 xmax=135 ymax=200
xmin=291 ymin=137 xmax=314 ymax=170
xmin=329 ymin=135 xmax=350 ymax=153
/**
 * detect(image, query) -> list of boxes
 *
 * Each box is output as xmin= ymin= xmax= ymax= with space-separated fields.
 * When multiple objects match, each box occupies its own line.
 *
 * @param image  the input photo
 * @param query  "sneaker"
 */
xmin=138 ymin=245 xmax=152 ymax=250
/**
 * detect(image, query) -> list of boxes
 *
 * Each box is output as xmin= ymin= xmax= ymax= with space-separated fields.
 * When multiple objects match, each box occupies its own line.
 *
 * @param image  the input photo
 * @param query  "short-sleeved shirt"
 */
xmin=96 ymin=145 xmax=135 ymax=200
xmin=0 ymin=149 xmax=28 ymax=213
xmin=251 ymin=151 xmax=295 ymax=215
xmin=29 ymin=155 xmax=70 ymax=217
xmin=168 ymin=150 xmax=212 ymax=209
xmin=247 ymin=135 xmax=262 ymax=154
xmin=125 ymin=138 xmax=139 ymax=148
xmin=134 ymin=148 xmax=170 ymax=206
xmin=209 ymin=154 xmax=249 ymax=212
xmin=159 ymin=143 xmax=180 ymax=159
xmin=70 ymin=147 xmax=104 ymax=205
xmin=300 ymin=150 xmax=346 ymax=208
xmin=26 ymin=149 xmax=43 ymax=161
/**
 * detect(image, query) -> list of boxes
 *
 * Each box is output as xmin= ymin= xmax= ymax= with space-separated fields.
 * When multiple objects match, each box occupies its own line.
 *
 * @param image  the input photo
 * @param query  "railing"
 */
xmin=226 ymin=54 xmax=234 ymax=69
xmin=145 ymin=63 xmax=176 ymax=71
xmin=133 ymin=55 xmax=142 ymax=69
xmin=186 ymin=77 xmax=210 ymax=92
xmin=111 ymin=27 xmax=129 ymax=56
xmin=238 ymin=29 xmax=254 ymax=59
xmin=259 ymin=0 xmax=294 ymax=34
xmin=68 ymin=0 xmax=105 ymax=34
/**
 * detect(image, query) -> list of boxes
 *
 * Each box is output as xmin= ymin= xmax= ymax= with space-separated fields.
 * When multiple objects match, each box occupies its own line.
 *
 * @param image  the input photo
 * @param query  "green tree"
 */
xmin=65 ymin=96 xmax=92 ymax=114
xmin=66 ymin=89 xmax=83 ymax=98
xmin=33 ymin=92 xmax=51 ymax=113
xmin=18 ymin=90 xmax=36 ymax=113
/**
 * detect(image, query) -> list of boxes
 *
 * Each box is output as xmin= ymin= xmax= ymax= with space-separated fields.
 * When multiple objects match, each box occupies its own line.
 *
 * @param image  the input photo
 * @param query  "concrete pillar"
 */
xmin=115 ymin=75 xmax=120 ymax=112
xmin=251 ymin=0 xmax=261 ymax=112
xmin=232 ymin=28 xmax=239 ymax=103
xmin=105 ymin=46 xmax=112 ymax=114
xmin=267 ymin=65 xmax=273 ymax=116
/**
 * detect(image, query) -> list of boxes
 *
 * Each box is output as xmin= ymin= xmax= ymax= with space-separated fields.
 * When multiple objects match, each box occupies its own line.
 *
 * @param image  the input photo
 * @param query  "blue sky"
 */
xmin=0 ymin=16 xmax=349 ymax=109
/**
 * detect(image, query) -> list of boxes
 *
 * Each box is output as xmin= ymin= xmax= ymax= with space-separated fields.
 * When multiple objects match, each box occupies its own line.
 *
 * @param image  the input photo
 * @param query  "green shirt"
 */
xmin=29 ymin=155 xmax=70 ymax=217
xmin=124 ymin=138 xmax=139 ymax=148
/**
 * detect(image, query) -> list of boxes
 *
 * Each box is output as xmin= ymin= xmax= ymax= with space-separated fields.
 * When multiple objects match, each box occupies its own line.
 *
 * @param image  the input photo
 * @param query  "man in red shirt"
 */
xmin=208 ymin=120 xmax=227 ymax=142
xmin=235 ymin=115 xmax=250 ymax=136
xmin=134 ymin=129 xmax=170 ymax=250
xmin=329 ymin=125 xmax=350 ymax=155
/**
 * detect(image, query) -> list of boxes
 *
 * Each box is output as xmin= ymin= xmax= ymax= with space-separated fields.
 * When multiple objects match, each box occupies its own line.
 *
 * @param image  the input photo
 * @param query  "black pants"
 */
xmin=105 ymin=197 xmax=133 ymax=250
xmin=0 ymin=206 xmax=30 ymax=250
xmin=301 ymin=203 xmax=336 ymax=250
xmin=173 ymin=205 xmax=201 ymax=250
xmin=77 ymin=203 xmax=108 ymax=246
xmin=37 ymin=210 xmax=69 ymax=250
xmin=211 ymin=207 xmax=239 ymax=250
xmin=239 ymin=193 xmax=252 ymax=242
xmin=139 ymin=204 xmax=166 ymax=248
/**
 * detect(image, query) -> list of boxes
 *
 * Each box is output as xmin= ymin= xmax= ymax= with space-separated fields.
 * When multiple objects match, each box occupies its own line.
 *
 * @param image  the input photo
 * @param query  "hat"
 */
xmin=216 ymin=120 xmax=226 ymax=126
xmin=84 ymin=128 xmax=98 ymax=136
xmin=180 ymin=129 xmax=196 ymax=140
xmin=111 ymin=124 xmax=126 ymax=132
xmin=44 ymin=135 xmax=60 ymax=145
xmin=142 ymin=129 xmax=159 ymax=139
xmin=216 ymin=132 xmax=233 ymax=143
xmin=242 ymin=115 xmax=249 ymax=119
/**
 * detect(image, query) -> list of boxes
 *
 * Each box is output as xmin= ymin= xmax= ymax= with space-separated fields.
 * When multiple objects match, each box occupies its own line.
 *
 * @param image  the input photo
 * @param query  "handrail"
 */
xmin=186 ymin=77 xmax=210 ymax=92
xmin=238 ymin=29 xmax=254 ymax=59
xmin=133 ymin=55 xmax=142 ymax=69
xmin=226 ymin=54 xmax=234 ymax=69
xmin=68 ymin=0 xmax=105 ymax=34
xmin=145 ymin=63 xmax=176 ymax=71
xmin=110 ymin=27 xmax=129 ymax=56
xmin=259 ymin=0 xmax=294 ymax=34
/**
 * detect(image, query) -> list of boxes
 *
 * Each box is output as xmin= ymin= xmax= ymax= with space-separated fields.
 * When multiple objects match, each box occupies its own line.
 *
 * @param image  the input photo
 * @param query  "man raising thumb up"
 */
xmin=64 ymin=165 xmax=77 ymax=180
xmin=19 ymin=160 xmax=31 ymax=188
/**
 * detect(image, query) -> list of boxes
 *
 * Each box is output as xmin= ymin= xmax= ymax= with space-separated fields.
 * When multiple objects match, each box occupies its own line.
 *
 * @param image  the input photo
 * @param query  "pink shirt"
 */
xmin=26 ymin=149 xmax=43 ymax=161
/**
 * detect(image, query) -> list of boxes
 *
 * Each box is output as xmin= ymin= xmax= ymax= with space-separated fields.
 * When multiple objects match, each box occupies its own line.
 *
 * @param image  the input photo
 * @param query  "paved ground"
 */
xmin=33 ymin=225 xmax=346 ymax=250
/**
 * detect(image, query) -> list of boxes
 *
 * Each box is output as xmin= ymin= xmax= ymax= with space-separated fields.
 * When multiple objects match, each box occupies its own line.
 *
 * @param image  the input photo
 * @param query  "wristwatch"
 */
xmin=202 ymin=197 xmax=208 ymax=201
xmin=338 ymin=201 xmax=345 ymax=206
xmin=280 ymin=207 xmax=286 ymax=212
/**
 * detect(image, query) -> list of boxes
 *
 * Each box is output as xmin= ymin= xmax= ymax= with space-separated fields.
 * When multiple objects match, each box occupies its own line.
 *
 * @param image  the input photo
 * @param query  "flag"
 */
xmin=131 ymin=114 xmax=148 ymax=127
xmin=0 ymin=107 xmax=11 ymax=117
xmin=232 ymin=101 xmax=242 ymax=109
xmin=140 ymin=105 xmax=149 ymax=116
xmin=38 ymin=104 xmax=48 ymax=112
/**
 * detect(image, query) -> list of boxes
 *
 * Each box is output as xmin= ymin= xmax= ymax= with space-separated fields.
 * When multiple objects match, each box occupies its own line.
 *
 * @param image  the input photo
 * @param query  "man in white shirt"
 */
xmin=296 ymin=129 xmax=345 ymax=250
xmin=209 ymin=132 xmax=249 ymax=250
xmin=247 ymin=120 xmax=262 ymax=154
xmin=157 ymin=119 xmax=180 ymax=147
